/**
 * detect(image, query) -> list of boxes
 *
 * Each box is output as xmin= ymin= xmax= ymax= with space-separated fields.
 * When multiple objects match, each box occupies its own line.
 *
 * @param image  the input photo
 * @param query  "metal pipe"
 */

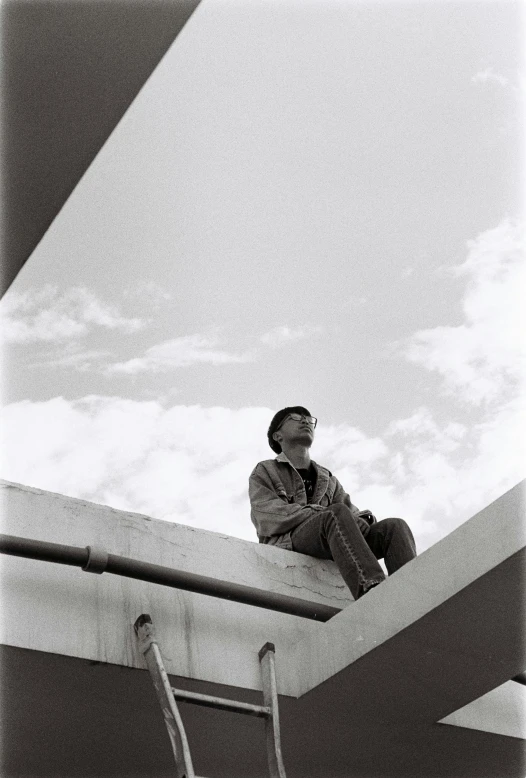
xmin=0 ymin=534 xmax=88 ymax=567
xmin=2 ymin=533 xmax=525 ymax=685
xmin=0 ymin=533 xmax=340 ymax=622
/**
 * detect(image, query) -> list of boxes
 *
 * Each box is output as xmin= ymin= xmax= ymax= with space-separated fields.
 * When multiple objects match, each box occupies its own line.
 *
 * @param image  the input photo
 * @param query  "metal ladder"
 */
xmin=134 ymin=614 xmax=287 ymax=778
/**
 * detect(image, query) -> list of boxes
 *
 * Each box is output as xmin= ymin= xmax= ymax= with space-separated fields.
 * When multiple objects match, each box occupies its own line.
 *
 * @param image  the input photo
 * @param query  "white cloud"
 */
xmin=344 ymin=295 xmax=369 ymax=309
xmin=106 ymin=332 xmax=255 ymax=374
xmin=1 ymin=222 xmax=523 ymax=554
xmin=260 ymin=325 xmax=323 ymax=348
xmin=314 ymin=424 xmax=389 ymax=495
xmin=383 ymin=218 xmax=526 ymax=544
xmin=0 ymin=286 xmax=145 ymax=344
xmin=471 ymin=67 xmax=525 ymax=102
xmin=123 ymin=281 xmax=172 ymax=306
xmin=471 ymin=67 xmax=509 ymax=88
xmin=405 ymin=218 xmax=525 ymax=405
xmin=32 ymin=349 xmax=113 ymax=372
xmin=0 ymin=398 xmax=273 ymax=541
xmin=1 ymin=392 xmax=523 ymax=553
xmin=380 ymin=398 xmax=524 ymax=547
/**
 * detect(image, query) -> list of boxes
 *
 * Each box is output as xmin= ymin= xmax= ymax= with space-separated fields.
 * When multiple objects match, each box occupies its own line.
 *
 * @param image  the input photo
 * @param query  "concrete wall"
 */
xmin=0 ymin=480 xmax=352 ymax=694
xmin=1 ymin=479 xmax=524 ymax=777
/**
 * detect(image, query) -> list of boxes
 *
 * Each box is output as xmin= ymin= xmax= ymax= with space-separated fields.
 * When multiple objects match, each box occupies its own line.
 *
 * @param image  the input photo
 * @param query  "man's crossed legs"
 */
xmin=290 ymin=503 xmax=416 ymax=600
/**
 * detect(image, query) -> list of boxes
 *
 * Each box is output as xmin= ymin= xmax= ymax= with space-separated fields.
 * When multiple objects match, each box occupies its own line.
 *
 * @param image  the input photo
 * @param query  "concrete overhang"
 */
xmin=1 ymin=0 xmax=201 ymax=295
xmin=1 ymin=479 xmax=525 ymax=777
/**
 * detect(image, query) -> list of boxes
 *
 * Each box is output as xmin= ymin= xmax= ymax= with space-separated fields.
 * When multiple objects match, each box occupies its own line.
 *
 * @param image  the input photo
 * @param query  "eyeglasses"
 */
xmin=278 ymin=413 xmax=317 ymax=429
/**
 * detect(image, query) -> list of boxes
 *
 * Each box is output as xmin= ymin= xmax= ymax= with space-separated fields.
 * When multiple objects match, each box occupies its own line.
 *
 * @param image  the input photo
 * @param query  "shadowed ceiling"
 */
xmin=1 ymin=0 xmax=201 ymax=295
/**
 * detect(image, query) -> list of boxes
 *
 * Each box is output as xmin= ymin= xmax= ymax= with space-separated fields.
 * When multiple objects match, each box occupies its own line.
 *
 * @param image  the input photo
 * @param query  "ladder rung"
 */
xmin=171 ymin=687 xmax=271 ymax=719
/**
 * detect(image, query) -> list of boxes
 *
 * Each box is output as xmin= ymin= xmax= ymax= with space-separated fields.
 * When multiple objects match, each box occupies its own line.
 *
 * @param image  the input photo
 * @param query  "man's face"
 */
xmin=274 ymin=413 xmax=317 ymax=449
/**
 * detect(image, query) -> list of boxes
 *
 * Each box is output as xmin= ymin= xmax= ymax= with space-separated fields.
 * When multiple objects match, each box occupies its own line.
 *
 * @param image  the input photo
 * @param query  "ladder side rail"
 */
xmin=259 ymin=643 xmax=287 ymax=778
xmin=134 ymin=615 xmax=195 ymax=778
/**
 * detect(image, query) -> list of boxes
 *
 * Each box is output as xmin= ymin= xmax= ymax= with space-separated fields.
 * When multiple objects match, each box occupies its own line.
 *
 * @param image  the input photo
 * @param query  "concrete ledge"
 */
xmin=285 ymin=480 xmax=526 ymax=698
xmin=0 ymin=480 xmax=352 ymax=693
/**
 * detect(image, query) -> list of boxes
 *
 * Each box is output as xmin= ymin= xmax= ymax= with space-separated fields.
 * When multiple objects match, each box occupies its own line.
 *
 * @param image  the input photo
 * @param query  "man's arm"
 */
xmin=249 ymin=464 xmax=324 ymax=539
xmin=331 ymin=477 xmax=377 ymax=528
xmin=331 ymin=477 xmax=360 ymax=514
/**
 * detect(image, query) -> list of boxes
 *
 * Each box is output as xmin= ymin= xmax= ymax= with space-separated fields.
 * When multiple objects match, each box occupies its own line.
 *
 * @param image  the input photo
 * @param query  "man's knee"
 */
xmin=382 ymin=517 xmax=415 ymax=545
xmin=383 ymin=516 xmax=407 ymax=528
xmin=323 ymin=503 xmax=355 ymax=533
xmin=327 ymin=503 xmax=353 ymax=521
xmin=381 ymin=516 xmax=410 ymax=533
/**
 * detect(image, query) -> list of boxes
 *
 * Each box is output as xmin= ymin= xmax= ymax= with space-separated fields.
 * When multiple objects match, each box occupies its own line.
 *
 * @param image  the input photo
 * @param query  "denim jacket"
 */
xmin=249 ymin=452 xmax=363 ymax=550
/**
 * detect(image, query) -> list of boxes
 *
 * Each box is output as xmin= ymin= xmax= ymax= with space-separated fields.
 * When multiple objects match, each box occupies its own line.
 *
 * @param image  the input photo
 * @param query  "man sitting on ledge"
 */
xmin=249 ymin=406 xmax=417 ymax=600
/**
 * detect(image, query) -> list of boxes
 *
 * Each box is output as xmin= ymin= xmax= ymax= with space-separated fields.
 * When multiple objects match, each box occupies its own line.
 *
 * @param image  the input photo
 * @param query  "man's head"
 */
xmin=267 ymin=406 xmax=317 ymax=454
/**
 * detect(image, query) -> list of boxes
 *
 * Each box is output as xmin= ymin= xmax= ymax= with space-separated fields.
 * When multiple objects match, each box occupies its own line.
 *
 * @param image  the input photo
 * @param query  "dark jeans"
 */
xmin=290 ymin=503 xmax=417 ymax=600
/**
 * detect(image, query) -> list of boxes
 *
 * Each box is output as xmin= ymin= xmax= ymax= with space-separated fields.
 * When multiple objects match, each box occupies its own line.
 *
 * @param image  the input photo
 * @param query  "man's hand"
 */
xmin=355 ymin=515 xmax=370 ymax=532
xmin=357 ymin=509 xmax=376 ymax=528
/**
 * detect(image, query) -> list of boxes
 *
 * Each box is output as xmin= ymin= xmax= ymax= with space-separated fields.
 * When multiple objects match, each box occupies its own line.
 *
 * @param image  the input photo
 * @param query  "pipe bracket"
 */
xmin=82 ymin=545 xmax=108 ymax=574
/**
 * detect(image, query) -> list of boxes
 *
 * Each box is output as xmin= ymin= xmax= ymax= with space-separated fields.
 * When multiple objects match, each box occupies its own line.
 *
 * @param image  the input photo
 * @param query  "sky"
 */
xmin=1 ymin=0 xmax=524 ymax=554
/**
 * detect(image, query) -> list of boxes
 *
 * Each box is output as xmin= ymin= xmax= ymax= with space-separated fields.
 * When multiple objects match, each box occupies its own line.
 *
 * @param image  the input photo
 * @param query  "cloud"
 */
xmin=123 ymin=281 xmax=172 ymax=306
xmin=31 ymin=349 xmax=113 ymax=372
xmin=404 ymin=218 xmax=525 ymax=405
xmin=314 ymin=424 xmax=389 ymax=495
xmin=1 ymin=392 xmax=523 ymax=553
xmin=0 ymin=398 xmax=273 ymax=540
xmin=260 ymin=325 xmax=323 ymax=348
xmin=471 ymin=68 xmax=525 ymax=102
xmin=472 ymin=67 xmax=509 ymax=88
xmin=382 ymin=217 xmax=526 ymax=544
xmin=1 ymin=222 xmax=523 ymax=555
xmin=0 ymin=285 xmax=145 ymax=344
xmin=105 ymin=332 xmax=255 ymax=374
xmin=379 ymin=398 xmax=525 ymax=546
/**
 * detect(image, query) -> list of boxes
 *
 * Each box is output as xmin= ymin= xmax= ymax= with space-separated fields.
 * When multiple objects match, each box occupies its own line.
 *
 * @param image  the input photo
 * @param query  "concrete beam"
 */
xmin=1 ymin=479 xmax=524 ymax=776
xmin=2 ymin=0 xmax=201 ymax=295
xmin=286 ymin=480 xmax=525 ymax=699
xmin=275 ymin=481 xmax=526 ymax=776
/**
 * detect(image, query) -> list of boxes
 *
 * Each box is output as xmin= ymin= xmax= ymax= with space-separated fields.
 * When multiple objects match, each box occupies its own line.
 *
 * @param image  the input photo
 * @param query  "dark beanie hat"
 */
xmin=267 ymin=406 xmax=312 ymax=454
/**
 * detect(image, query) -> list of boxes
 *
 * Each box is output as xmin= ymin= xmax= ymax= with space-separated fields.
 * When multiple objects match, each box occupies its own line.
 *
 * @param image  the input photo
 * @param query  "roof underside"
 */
xmin=1 ymin=481 xmax=525 ymax=777
xmin=1 ymin=0 xmax=201 ymax=295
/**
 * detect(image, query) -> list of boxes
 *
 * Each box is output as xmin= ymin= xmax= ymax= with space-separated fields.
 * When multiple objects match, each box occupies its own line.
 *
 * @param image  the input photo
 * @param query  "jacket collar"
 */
xmin=275 ymin=451 xmax=308 ymax=468
xmin=275 ymin=452 xmax=294 ymax=465
xmin=275 ymin=451 xmax=328 ymax=475
xmin=274 ymin=452 xmax=330 ymax=503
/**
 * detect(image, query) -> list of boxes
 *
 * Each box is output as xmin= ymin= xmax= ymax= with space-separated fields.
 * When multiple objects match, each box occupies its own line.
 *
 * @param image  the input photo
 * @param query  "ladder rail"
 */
xmin=259 ymin=643 xmax=287 ymax=778
xmin=134 ymin=613 xmax=287 ymax=778
xmin=134 ymin=615 xmax=195 ymax=778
